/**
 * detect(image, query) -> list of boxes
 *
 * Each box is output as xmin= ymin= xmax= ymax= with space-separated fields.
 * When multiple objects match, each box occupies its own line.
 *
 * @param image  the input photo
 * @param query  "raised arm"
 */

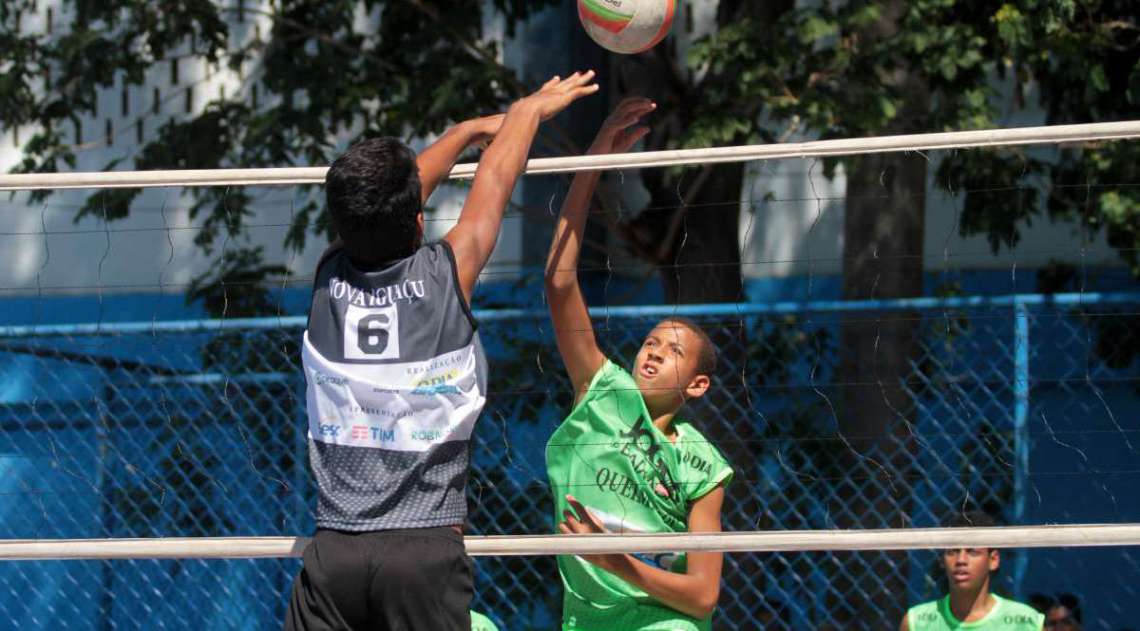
xmin=544 ymin=97 xmax=655 ymax=397
xmin=416 ymin=114 xmax=505 ymax=204
xmin=444 ymin=72 xmax=599 ymax=303
xmin=560 ymin=485 xmax=726 ymax=620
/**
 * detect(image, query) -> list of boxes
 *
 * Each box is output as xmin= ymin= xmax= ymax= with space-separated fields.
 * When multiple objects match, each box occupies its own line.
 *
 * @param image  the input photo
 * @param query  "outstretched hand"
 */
xmin=589 ymin=97 xmax=656 ymax=155
xmin=518 ymin=71 xmax=600 ymax=121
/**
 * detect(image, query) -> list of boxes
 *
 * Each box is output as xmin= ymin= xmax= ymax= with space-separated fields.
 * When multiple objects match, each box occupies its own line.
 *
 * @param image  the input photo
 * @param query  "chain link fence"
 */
xmin=1 ymin=294 xmax=1138 ymax=629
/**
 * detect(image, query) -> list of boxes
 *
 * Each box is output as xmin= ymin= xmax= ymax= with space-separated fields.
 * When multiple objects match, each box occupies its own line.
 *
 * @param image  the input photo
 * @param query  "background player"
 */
xmin=901 ymin=511 xmax=1044 ymax=631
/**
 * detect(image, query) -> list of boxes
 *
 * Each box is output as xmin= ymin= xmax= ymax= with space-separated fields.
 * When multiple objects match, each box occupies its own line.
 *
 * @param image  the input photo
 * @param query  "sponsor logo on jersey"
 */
xmin=329 ymin=277 xmax=426 ymax=307
xmin=313 ymin=372 xmax=349 ymax=386
xmin=318 ymin=419 xmax=397 ymax=444
xmin=411 ymin=430 xmax=443 ymax=441
xmin=681 ymin=450 xmax=713 ymax=476
xmin=614 ymin=417 xmax=681 ymax=500
xmin=594 ymin=466 xmax=655 ymax=509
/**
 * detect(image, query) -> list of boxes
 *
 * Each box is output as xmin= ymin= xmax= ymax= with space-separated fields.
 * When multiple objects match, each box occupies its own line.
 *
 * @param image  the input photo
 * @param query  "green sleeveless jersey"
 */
xmin=545 ymin=360 xmax=734 ymax=631
xmin=470 ymin=610 xmax=500 ymax=631
xmin=907 ymin=595 xmax=1044 ymax=630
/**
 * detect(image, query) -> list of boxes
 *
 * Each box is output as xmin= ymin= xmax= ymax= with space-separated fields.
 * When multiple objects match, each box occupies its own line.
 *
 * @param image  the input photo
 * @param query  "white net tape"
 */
xmin=3 ymin=524 xmax=1139 ymax=560
xmin=2 ymin=120 xmax=1138 ymax=190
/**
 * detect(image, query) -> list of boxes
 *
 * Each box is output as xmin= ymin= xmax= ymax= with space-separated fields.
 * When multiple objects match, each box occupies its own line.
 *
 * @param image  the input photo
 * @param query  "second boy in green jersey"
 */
xmin=902 ymin=512 xmax=1043 ymax=631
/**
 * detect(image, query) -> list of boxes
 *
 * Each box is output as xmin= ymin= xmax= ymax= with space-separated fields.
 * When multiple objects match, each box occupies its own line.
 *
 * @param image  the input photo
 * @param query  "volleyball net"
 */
xmin=1 ymin=122 xmax=1139 ymax=628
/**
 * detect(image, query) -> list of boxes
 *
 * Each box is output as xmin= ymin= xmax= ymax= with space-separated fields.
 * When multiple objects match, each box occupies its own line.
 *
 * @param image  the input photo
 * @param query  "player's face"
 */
xmin=942 ymin=548 xmax=998 ymax=592
xmin=633 ymin=322 xmax=705 ymax=409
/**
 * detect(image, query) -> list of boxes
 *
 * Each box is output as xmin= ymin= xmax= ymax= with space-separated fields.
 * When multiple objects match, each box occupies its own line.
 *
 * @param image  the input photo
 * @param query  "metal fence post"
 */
xmin=1012 ymin=298 xmax=1030 ymax=594
xmin=98 ymin=382 xmax=114 ymax=631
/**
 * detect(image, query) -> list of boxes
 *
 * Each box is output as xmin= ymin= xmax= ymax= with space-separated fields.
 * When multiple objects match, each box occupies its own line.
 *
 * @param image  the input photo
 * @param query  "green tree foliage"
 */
xmin=1 ymin=0 xmax=558 ymax=314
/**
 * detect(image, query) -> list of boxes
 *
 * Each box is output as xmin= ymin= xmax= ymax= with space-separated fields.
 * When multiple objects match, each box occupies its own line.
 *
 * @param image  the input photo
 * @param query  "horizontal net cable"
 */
xmin=0 ymin=262 xmax=1131 ymax=286
xmin=4 ymin=181 xmax=1136 ymax=217
xmin=0 ymin=291 xmax=1136 ymax=337
xmin=0 ymin=292 xmax=1135 ymax=337
xmin=2 ymin=120 xmax=1138 ymax=191
xmin=0 ymin=251 xmax=1134 ymax=285
xmin=0 ymin=414 xmax=1130 ymax=444
xmin=6 ymin=185 xmax=1140 ymax=227
xmin=2 ymin=524 xmax=1139 ymax=560
xmin=1 ymin=218 xmax=1133 ymax=267
xmin=0 ymin=472 xmax=1134 ymax=500
xmin=0 ymin=371 xmax=1132 ymax=397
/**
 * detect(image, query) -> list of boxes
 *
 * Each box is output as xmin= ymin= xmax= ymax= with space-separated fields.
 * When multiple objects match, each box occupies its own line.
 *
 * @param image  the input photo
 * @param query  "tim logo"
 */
xmin=344 ymin=303 xmax=400 ymax=360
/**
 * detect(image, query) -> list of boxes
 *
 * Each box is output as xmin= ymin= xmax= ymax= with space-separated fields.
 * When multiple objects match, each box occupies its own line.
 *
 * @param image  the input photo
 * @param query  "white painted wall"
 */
xmin=739 ymin=148 xmax=1122 ymax=280
xmin=737 ymin=75 xmax=1124 ymax=280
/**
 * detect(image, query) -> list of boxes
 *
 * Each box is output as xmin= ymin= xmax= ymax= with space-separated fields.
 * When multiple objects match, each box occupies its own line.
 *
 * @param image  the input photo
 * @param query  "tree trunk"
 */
xmin=829 ymin=150 xmax=926 ymax=628
xmin=826 ymin=0 xmax=930 ymax=626
xmin=656 ymin=165 xmax=745 ymax=305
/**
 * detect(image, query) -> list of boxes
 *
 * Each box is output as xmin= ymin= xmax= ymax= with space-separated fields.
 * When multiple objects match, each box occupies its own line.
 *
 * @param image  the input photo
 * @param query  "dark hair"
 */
xmin=1030 ymin=592 xmax=1082 ymax=623
xmin=943 ymin=509 xmax=998 ymax=529
xmin=658 ymin=317 xmax=718 ymax=377
xmin=325 ymin=137 xmax=422 ymax=265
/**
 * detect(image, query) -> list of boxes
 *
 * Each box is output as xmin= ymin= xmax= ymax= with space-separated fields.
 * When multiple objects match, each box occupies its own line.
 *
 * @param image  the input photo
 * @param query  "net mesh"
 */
xmin=0 ymin=90 xmax=1137 ymax=626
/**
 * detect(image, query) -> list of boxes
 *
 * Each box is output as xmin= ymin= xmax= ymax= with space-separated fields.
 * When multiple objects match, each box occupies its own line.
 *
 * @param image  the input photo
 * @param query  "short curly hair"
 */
xmin=326 ymin=137 xmax=422 ymax=264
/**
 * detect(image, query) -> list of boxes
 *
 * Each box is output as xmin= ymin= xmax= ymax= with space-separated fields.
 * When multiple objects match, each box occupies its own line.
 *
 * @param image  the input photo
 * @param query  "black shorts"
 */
xmin=284 ymin=527 xmax=473 ymax=631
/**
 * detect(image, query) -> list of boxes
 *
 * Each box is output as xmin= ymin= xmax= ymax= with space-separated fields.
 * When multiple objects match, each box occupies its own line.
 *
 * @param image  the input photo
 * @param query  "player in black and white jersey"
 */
xmin=285 ymin=72 xmax=599 ymax=631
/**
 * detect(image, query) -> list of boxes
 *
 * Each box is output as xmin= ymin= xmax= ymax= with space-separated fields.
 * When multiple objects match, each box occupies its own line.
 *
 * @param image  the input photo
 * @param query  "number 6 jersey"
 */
xmin=302 ymin=241 xmax=487 ymax=531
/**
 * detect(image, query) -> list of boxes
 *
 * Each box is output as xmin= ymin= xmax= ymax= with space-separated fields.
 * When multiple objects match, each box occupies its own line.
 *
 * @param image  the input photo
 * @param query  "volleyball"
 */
xmin=577 ymin=0 xmax=677 ymax=55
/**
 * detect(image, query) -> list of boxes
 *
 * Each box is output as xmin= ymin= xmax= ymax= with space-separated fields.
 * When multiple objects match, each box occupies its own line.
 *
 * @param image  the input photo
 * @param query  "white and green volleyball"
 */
xmin=577 ymin=0 xmax=677 ymax=55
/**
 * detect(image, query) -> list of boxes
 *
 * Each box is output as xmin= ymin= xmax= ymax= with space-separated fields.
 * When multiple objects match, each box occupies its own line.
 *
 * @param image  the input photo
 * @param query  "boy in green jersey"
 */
xmin=543 ymin=97 xmax=734 ymax=631
xmin=901 ymin=511 xmax=1044 ymax=631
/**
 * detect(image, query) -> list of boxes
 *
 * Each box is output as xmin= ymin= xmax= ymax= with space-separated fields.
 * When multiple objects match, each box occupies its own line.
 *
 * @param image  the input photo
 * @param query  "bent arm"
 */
xmin=596 ymin=486 xmax=727 ymax=620
xmin=417 ymin=115 xmax=503 ymax=204
xmin=416 ymin=123 xmax=479 ymax=205
xmin=443 ymin=101 xmax=541 ymax=304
